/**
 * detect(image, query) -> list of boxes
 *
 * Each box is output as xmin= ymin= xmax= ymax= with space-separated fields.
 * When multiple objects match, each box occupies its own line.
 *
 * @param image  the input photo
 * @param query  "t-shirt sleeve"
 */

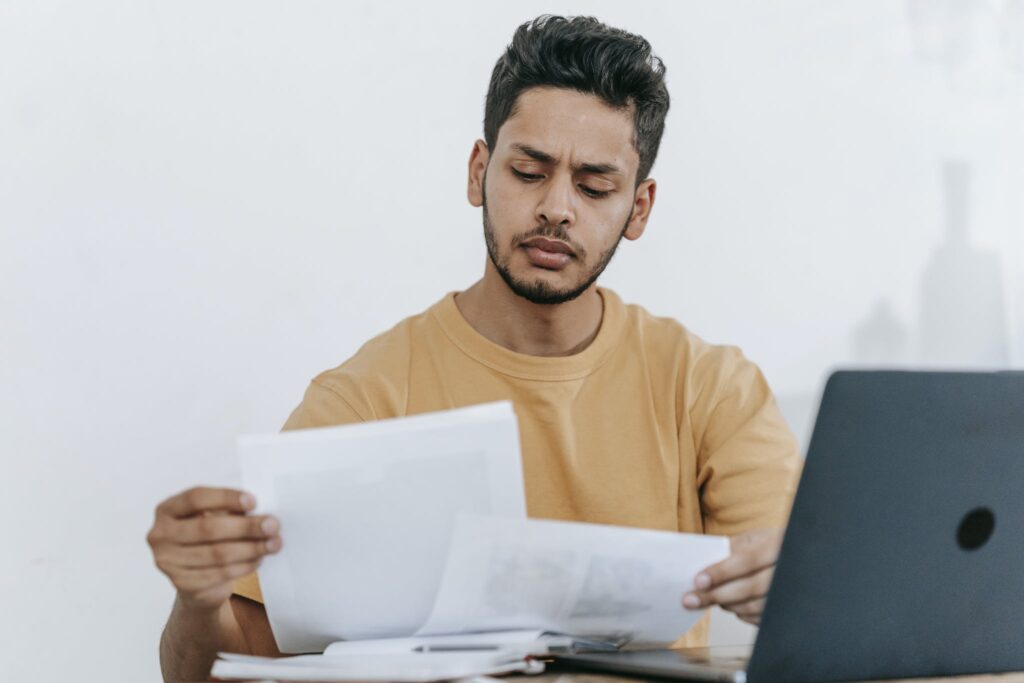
xmin=283 ymin=378 xmax=372 ymax=429
xmin=233 ymin=378 xmax=368 ymax=603
xmin=690 ymin=345 xmax=803 ymax=537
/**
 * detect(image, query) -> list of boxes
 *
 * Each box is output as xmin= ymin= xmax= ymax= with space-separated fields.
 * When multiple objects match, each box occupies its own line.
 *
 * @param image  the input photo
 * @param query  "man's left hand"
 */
xmin=682 ymin=528 xmax=783 ymax=625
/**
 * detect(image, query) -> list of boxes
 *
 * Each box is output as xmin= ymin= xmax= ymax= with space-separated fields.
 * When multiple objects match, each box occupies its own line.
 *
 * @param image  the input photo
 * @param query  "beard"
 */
xmin=481 ymin=184 xmax=633 ymax=306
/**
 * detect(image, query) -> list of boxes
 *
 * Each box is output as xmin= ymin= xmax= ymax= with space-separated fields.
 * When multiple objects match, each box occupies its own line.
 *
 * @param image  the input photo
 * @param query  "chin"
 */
xmin=506 ymin=273 xmax=592 ymax=306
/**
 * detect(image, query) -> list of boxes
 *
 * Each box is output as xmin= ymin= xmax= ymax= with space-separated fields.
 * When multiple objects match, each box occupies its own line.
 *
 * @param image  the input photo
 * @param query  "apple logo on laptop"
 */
xmin=957 ymin=507 xmax=995 ymax=550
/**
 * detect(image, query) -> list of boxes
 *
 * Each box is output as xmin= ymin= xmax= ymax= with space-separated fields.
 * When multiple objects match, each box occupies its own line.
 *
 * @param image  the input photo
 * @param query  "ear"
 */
xmin=623 ymin=178 xmax=656 ymax=241
xmin=467 ymin=140 xmax=490 ymax=207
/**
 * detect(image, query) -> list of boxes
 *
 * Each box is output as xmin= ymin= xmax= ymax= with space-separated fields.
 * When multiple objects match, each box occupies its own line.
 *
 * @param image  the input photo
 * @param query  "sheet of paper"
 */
xmin=417 ymin=514 xmax=730 ymax=644
xmin=239 ymin=401 xmax=527 ymax=653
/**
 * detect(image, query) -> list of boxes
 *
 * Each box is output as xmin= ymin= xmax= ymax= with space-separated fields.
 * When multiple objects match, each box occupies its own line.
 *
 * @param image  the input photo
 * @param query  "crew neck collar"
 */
xmin=431 ymin=287 xmax=627 ymax=381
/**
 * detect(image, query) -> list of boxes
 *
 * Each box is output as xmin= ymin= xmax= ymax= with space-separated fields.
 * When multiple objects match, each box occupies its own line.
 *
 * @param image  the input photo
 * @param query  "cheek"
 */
xmin=586 ymin=201 xmax=632 ymax=235
xmin=488 ymin=188 xmax=536 ymax=230
xmin=486 ymin=171 xmax=522 ymax=205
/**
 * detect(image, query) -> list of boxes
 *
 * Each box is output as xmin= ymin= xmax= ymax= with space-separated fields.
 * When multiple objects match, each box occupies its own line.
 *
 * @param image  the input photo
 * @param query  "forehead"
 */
xmin=495 ymin=87 xmax=638 ymax=168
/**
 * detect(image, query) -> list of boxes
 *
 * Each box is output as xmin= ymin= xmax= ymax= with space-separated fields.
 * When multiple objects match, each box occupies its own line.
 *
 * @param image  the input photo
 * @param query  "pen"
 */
xmin=414 ymin=644 xmax=503 ymax=652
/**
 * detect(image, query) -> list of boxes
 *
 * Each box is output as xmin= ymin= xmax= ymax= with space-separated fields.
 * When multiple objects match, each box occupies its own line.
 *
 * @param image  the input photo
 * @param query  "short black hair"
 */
xmin=484 ymin=15 xmax=670 ymax=187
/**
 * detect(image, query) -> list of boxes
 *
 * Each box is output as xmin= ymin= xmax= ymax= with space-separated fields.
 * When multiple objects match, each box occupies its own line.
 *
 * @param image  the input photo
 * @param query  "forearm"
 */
xmin=159 ymin=595 xmax=249 ymax=683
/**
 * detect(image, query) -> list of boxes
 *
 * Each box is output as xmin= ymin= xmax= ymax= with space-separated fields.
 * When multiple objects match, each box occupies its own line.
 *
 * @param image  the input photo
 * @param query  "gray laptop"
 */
xmin=556 ymin=370 xmax=1024 ymax=682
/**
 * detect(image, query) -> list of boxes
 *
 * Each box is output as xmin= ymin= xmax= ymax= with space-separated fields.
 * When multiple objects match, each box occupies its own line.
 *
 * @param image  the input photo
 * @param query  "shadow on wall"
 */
xmin=777 ymin=159 xmax=1015 ymax=452
xmin=857 ymin=160 xmax=1009 ymax=369
xmin=774 ymin=0 xmax=1024 ymax=447
xmin=918 ymin=160 xmax=1008 ymax=365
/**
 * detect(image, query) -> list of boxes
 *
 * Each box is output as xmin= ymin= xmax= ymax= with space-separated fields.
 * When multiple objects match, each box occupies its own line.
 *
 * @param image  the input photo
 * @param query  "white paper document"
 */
xmin=239 ymin=401 xmax=527 ymax=653
xmin=418 ymin=514 xmax=730 ymax=644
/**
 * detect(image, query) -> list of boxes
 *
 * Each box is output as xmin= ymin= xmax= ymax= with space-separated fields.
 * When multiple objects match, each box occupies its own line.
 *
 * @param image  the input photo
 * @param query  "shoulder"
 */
xmin=618 ymin=294 xmax=746 ymax=377
xmin=303 ymin=299 xmax=444 ymax=422
xmin=612 ymin=292 xmax=768 ymax=417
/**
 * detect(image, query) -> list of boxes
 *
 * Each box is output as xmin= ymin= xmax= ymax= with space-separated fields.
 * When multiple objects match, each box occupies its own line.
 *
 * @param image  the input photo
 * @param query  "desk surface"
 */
xmin=522 ymin=673 xmax=1024 ymax=683
xmin=206 ymin=671 xmax=1024 ymax=683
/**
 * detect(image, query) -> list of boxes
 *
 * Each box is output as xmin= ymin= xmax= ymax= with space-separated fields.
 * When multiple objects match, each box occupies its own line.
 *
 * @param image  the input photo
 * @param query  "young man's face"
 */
xmin=468 ymin=87 xmax=656 ymax=305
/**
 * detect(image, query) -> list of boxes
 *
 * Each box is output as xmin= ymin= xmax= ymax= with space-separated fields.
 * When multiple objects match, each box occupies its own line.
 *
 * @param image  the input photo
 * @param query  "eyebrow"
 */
xmin=510 ymin=143 xmax=622 ymax=176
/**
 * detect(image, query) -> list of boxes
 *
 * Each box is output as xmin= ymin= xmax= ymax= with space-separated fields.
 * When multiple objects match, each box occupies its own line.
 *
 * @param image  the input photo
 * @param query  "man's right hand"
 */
xmin=147 ymin=487 xmax=282 ymax=611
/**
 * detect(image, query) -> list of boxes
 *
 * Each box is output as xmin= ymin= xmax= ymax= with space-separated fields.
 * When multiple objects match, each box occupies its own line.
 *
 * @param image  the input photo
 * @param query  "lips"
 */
xmin=520 ymin=237 xmax=575 ymax=271
xmin=520 ymin=237 xmax=575 ymax=256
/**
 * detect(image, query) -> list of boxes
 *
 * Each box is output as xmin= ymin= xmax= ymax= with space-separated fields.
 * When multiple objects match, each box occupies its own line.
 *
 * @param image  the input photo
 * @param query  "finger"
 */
xmin=709 ymin=566 xmax=773 ymax=606
xmin=173 ymin=560 xmax=262 ymax=593
xmin=158 ymin=487 xmax=256 ymax=519
xmin=161 ymin=538 xmax=282 ymax=569
xmin=722 ymin=597 xmax=766 ymax=618
xmin=685 ymin=566 xmax=773 ymax=609
xmin=171 ymin=514 xmax=278 ymax=545
xmin=695 ymin=536 xmax=778 ymax=590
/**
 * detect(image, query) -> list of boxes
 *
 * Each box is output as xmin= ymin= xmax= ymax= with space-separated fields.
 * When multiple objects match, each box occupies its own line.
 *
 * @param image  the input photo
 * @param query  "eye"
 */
xmin=512 ymin=167 xmax=612 ymax=199
xmin=511 ymin=168 xmax=543 ymax=181
xmin=580 ymin=186 xmax=612 ymax=199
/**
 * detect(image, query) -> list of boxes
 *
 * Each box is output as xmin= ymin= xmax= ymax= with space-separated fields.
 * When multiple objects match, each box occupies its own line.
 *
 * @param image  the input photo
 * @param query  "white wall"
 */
xmin=2 ymin=1 xmax=1022 ymax=680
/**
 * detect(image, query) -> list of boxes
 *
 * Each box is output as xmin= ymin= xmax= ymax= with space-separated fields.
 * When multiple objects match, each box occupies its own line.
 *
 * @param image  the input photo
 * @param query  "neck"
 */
xmin=454 ymin=261 xmax=604 ymax=357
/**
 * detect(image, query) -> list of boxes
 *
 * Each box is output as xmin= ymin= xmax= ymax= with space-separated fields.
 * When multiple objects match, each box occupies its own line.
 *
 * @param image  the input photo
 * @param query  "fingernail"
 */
xmin=261 ymin=517 xmax=279 ymax=534
xmin=266 ymin=537 xmax=282 ymax=553
xmin=240 ymin=493 xmax=256 ymax=510
xmin=695 ymin=573 xmax=711 ymax=590
xmin=683 ymin=593 xmax=700 ymax=609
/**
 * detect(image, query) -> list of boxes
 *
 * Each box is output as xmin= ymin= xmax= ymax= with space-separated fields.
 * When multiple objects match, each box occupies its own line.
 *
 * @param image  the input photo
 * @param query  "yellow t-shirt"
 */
xmin=234 ymin=287 xmax=801 ymax=647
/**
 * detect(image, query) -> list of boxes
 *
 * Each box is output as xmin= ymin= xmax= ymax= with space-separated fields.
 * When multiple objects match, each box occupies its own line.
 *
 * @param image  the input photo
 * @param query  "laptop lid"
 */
xmin=747 ymin=370 xmax=1024 ymax=683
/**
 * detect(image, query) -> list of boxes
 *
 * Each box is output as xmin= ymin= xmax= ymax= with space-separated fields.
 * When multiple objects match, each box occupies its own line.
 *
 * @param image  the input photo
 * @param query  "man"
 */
xmin=147 ymin=15 xmax=800 ymax=682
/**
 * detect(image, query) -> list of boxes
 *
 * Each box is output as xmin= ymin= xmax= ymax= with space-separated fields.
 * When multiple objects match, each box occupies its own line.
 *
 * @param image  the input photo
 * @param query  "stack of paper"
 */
xmin=210 ymin=649 xmax=545 ymax=682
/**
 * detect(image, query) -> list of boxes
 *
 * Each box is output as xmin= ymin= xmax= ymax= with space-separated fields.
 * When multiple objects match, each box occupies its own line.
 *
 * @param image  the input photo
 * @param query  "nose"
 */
xmin=535 ymin=173 xmax=575 ymax=228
